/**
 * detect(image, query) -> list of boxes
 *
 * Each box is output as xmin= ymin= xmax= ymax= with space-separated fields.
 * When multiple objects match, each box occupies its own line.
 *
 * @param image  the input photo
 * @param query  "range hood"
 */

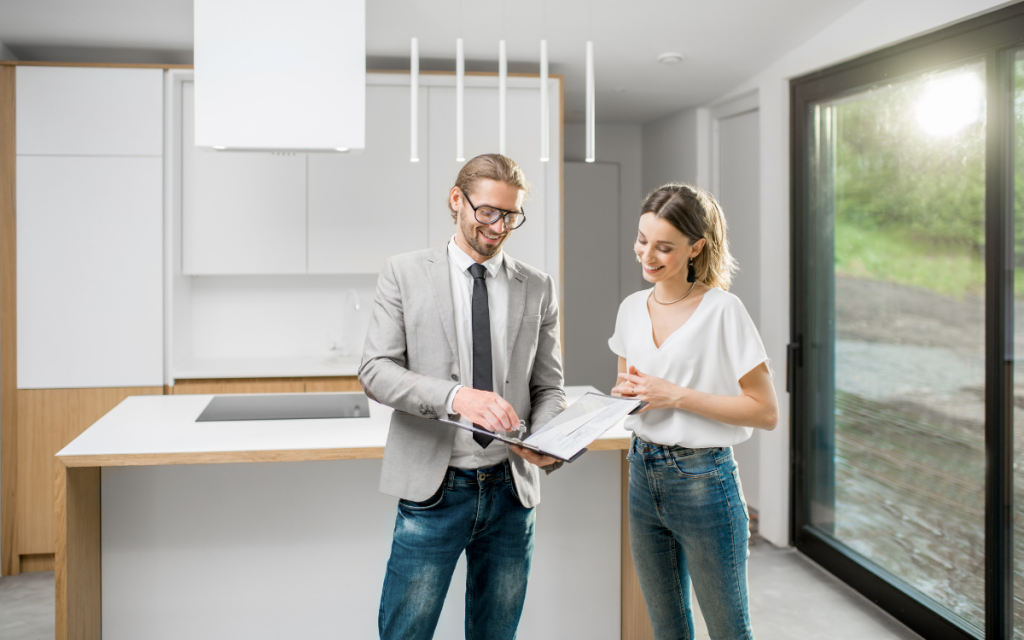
xmin=194 ymin=0 xmax=365 ymax=152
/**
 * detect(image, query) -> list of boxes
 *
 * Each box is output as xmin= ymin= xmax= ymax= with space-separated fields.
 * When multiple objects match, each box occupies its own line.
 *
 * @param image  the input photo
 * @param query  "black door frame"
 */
xmin=790 ymin=4 xmax=1024 ymax=639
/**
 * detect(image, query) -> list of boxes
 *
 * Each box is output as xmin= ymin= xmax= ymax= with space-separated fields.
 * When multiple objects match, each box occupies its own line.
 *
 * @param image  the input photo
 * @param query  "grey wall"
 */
xmin=0 ymin=42 xmax=16 ymax=61
xmin=641 ymin=108 xmax=701 ymax=195
xmin=564 ymin=123 xmax=644 ymax=301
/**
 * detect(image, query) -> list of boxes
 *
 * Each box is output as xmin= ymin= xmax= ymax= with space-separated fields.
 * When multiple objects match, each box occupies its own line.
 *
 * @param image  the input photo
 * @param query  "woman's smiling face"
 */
xmin=634 ymin=213 xmax=703 ymax=283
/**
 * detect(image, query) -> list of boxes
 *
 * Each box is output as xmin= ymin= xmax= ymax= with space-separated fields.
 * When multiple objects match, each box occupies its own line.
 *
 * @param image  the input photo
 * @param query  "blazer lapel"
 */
xmin=504 ymin=256 xmax=527 ymax=380
xmin=426 ymin=247 xmax=459 ymax=362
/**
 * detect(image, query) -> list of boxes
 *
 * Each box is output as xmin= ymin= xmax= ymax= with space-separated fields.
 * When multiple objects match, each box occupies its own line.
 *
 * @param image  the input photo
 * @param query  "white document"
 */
xmin=555 ymin=407 xmax=608 ymax=435
xmin=522 ymin=392 xmax=642 ymax=461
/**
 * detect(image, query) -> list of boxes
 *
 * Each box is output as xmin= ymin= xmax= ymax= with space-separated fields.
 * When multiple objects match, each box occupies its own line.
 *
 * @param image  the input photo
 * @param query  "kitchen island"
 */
xmin=55 ymin=387 xmax=643 ymax=640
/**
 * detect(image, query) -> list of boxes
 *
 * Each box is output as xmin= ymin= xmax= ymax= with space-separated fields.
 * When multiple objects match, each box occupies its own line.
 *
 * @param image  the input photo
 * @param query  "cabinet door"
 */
xmin=181 ymin=82 xmax=307 ymax=274
xmin=16 ymin=66 xmax=163 ymax=157
xmin=427 ymin=86 xmax=549 ymax=274
xmin=307 ymin=84 xmax=428 ymax=273
xmin=17 ymin=156 xmax=164 ymax=388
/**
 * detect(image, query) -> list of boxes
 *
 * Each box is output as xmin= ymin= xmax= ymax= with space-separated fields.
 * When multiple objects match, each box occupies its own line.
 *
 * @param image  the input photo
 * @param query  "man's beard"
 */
xmin=460 ymin=214 xmax=507 ymax=257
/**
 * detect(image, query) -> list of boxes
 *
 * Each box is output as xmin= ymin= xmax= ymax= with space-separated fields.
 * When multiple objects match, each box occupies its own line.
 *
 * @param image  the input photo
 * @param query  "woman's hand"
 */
xmin=616 ymin=366 xmax=683 ymax=413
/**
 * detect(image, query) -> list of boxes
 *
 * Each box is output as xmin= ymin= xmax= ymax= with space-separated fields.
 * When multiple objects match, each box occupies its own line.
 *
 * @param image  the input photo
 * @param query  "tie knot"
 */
xmin=468 ymin=263 xmax=487 ymax=280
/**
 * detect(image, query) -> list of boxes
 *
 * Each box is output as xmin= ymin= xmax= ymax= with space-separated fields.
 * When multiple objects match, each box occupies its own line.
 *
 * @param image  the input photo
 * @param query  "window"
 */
xmin=792 ymin=5 xmax=1024 ymax=638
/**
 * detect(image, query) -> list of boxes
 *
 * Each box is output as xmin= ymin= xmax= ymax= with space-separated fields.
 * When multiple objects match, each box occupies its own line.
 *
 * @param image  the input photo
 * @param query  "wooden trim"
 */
xmin=59 ymin=446 xmax=387 ymax=468
xmin=0 ymin=60 xmax=191 ymax=70
xmin=19 ymin=552 xmax=54 ymax=572
xmin=171 ymin=378 xmax=305 ymax=394
xmin=55 ymin=461 xmax=101 ymax=640
xmin=58 ymin=439 xmax=620 ymax=469
xmin=621 ymin=449 xmax=654 ymax=640
xmin=586 ymin=437 xmax=629 ymax=451
xmin=0 ymin=64 xmax=16 ymax=576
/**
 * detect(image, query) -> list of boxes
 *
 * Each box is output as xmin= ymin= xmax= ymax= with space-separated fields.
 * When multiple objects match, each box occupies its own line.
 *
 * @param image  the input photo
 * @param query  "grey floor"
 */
xmin=0 ymin=545 xmax=920 ymax=640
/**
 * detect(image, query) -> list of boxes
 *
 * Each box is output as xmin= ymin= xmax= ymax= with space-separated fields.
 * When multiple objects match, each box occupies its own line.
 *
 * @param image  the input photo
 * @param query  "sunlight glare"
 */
xmin=915 ymin=72 xmax=984 ymax=136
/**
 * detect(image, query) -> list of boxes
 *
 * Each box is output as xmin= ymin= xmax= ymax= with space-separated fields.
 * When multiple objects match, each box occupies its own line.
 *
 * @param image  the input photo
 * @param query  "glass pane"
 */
xmin=805 ymin=60 xmax=987 ymax=630
xmin=1014 ymin=49 xmax=1024 ymax=640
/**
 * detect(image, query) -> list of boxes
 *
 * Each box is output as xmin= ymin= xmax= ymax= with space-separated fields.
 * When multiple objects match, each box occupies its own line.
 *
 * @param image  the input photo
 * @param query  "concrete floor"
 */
xmin=0 ymin=570 xmax=53 ymax=640
xmin=0 ymin=544 xmax=921 ymax=640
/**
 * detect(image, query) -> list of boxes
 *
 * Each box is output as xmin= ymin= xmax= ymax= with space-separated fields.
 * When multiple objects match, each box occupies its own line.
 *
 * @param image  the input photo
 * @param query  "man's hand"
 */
xmin=452 ymin=387 xmax=520 ymax=433
xmin=510 ymin=445 xmax=559 ymax=468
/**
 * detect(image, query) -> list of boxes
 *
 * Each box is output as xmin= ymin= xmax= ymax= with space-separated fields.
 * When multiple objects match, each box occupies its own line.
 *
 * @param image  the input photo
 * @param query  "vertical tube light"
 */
xmin=410 ymin=37 xmax=419 ymax=162
xmin=456 ymin=38 xmax=465 ymax=162
xmin=499 ymin=40 xmax=507 ymax=155
xmin=540 ymin=40 xmax=549 ymax=162
xmin=585 ymin=41 xmax=595 ymax=162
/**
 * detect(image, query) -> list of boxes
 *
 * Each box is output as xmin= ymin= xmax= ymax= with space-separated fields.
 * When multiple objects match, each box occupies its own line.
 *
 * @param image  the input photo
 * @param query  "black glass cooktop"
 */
xmin=196 ymin=393 xmax=369 ymax=422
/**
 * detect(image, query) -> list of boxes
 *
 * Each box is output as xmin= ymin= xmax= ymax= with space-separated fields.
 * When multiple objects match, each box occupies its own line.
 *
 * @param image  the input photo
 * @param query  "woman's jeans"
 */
xmin=378 ymin=459 xmax=535 ymax=640
xmin=627 ymin=436 xmax=753 ymax=640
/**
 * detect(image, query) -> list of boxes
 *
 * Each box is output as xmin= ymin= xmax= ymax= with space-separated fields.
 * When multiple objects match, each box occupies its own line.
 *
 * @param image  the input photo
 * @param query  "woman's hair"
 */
xmin=447 ymin=154 xmax=531 ymax=221
xmin=640 ymin=183 xmax=737 ymax=291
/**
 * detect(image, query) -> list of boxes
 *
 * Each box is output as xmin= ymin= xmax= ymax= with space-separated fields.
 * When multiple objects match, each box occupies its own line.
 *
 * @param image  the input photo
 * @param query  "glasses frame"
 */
xmin=461 ymin=189 xmax=527 ymax=230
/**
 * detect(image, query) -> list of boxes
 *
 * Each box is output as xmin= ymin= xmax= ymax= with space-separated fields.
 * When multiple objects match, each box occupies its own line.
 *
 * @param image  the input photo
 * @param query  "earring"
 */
xmin=635 ymin=255 xmax=641 ymax=263
xmin=687 ymin=258 xmax=696 ymax=283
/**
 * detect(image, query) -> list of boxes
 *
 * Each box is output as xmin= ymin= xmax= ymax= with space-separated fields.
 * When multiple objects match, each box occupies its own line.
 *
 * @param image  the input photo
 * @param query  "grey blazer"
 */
xmin=358 ymin=244 xmax=566 ymax=509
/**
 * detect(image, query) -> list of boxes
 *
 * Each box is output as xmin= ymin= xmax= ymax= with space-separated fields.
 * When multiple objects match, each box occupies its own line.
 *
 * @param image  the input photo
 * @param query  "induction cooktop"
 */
xmin=196 ymin=393 xmax=369 ymax=422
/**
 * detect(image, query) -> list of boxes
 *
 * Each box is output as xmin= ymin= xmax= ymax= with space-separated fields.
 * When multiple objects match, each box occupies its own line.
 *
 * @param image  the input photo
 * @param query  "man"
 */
xmin=359 ymin=153 xmax=566 ymax=640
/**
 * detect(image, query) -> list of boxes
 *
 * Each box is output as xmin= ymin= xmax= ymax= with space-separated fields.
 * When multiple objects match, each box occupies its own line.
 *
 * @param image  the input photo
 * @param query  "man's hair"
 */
xmin=447 ymin=154 xmax=531 ymax=221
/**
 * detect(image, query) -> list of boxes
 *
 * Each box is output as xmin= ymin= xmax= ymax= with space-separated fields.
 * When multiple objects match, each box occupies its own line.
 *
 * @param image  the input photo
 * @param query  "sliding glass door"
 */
xmin=792 ymin=5 xmax=1024 ymax=639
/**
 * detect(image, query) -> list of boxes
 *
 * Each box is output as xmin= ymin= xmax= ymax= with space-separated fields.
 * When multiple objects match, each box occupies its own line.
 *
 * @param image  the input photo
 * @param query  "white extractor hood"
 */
xmin=194 ymin=0 xmax=365 ymax=152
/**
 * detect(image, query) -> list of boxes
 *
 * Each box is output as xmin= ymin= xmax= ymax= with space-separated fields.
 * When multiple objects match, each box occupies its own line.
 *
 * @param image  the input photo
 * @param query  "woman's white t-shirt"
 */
xmin=608 ymin=287 xmax=771 ymax=449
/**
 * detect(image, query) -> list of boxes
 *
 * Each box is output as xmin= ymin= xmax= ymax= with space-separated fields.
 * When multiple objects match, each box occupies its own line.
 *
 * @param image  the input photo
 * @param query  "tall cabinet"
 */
xmin=6 ymin=66 xmax=165 ymax=575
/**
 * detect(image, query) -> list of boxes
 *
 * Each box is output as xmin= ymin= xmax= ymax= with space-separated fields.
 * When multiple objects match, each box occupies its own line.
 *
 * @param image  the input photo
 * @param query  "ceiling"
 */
xmin=0 ymin=0 xmax=864 ymax=124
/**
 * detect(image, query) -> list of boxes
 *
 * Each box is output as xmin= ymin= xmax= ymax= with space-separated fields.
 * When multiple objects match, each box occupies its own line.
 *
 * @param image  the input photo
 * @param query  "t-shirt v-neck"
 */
xmin=608 ymin=287 xmax=771 ymax=449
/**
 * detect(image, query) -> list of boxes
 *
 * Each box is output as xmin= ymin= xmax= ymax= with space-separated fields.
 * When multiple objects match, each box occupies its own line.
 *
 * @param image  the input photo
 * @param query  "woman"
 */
xmin=610 ymin=183 xmax=778 ymax=640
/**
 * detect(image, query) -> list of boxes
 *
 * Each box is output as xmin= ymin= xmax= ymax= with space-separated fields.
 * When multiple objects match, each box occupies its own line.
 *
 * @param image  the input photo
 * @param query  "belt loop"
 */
xmin=446 ymin=468 xmax=455 ymax=490
xmin=503 ymin=459 xmax=511 ymax=482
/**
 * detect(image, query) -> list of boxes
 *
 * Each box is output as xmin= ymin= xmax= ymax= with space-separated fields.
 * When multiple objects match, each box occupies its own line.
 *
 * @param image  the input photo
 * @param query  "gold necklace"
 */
xmin=650 ymin=280 xmax=697 ymax=305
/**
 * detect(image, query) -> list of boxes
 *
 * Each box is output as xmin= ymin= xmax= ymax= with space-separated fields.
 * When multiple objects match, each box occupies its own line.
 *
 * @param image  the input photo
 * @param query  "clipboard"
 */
xmin=402 ymin=392 xmax=645 ymax=463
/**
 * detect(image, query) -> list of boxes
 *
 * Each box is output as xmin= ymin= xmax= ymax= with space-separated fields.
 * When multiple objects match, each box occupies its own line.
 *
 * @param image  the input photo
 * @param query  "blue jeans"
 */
xmin=379 ymin=460 xmax=535 ymax=640
xmin=627 ymin=436 xmax=753 ymax=640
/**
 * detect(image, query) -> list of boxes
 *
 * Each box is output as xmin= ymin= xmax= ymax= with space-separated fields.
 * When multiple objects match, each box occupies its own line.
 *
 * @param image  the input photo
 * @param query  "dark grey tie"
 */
xmin=469 ymin=263 xmax=493 ymax=448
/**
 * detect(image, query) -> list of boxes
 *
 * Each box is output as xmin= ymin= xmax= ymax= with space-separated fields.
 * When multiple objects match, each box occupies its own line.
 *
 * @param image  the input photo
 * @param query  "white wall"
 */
xmin=564 ymin=123 xmax=645 ymax=300
xmin=699 ymin=0 xmax=1012 ymax=547
xmin=186 ymin=275 xmax=376 ymax=360
xmin=641 ymin=108 xmax=709 ymax=195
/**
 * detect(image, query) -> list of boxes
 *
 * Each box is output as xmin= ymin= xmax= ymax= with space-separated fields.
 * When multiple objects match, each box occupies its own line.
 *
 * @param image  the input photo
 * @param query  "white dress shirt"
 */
xmin=444 ymin=237 xmax=511 ymax=469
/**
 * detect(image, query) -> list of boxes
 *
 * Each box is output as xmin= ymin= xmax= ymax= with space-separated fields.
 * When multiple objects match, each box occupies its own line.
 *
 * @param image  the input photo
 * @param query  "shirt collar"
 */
xmin=447 ymin=236 xmax=504 ymax=278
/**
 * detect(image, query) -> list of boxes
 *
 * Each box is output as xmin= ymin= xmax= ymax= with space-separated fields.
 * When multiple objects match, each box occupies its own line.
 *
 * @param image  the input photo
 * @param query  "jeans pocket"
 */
xmin=399 ymin=482 xmax=446 ymax=511
xmin=668 ymin=448 xmax=720 ymax=479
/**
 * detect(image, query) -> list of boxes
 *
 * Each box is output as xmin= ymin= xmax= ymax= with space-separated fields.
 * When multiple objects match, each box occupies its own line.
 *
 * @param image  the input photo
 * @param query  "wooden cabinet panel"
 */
xmin=14 ymin=387 xmax=162 ymax=559
xmin=307 ymin=85 xmax=429 ymax=273
xmin=17 ymin=155 xmax=164 ymax=389
xmin=172 ymin=378 xmax=305 ymax=395
xmin=304 ymin=377 xmax=362 ymax=393
xmin=16 ymin=66 xmax=163 ymax=157
xmin=181 ymin=81 xmax=307 ymax=275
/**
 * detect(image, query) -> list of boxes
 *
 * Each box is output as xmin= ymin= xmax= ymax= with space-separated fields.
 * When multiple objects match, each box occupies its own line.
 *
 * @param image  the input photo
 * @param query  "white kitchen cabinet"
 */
xmin=17 ymin=156 xmax=164 ymax=389
xmin=427 ymin=85 xmax=551 ymax=274
xmin=181 ymin=81 xmax=307 ymax=275
xmin=16 ymin=66 xmax=163 ymax=157
xmin=307 ymin=85 xmax=428 ymax=273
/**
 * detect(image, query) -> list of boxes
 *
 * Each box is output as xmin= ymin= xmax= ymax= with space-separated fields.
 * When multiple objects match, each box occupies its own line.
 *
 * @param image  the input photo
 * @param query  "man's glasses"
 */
xmin=461 ymin=190 xmax=526 ymax=230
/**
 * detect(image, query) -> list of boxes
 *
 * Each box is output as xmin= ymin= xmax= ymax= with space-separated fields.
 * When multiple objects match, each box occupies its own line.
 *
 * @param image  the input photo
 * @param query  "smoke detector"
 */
xmin=657 ymin=52 xmax=686 ymax=65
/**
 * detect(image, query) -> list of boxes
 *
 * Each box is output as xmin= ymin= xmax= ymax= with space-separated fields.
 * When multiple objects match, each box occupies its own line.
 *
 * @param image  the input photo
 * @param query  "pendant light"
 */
xmin=456 ymin=38 xmax=465 ymax=162
xmin=499 ymin=40 xmax=507 ymax=155
xmin=540 ymin=40 xmax=549 ymax=162
xmin=585 ymin=40 xmax=595 ymax=162
xmin=410 ymin=37 xmax=419 ymax=162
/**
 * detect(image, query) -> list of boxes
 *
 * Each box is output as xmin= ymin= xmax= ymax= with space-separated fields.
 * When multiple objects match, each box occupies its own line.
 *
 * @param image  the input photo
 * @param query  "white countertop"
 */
xmin=174 ymin=354 xmax=361 ymax=379
xmin=56 ymin=386 xmax=631 ymax=465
